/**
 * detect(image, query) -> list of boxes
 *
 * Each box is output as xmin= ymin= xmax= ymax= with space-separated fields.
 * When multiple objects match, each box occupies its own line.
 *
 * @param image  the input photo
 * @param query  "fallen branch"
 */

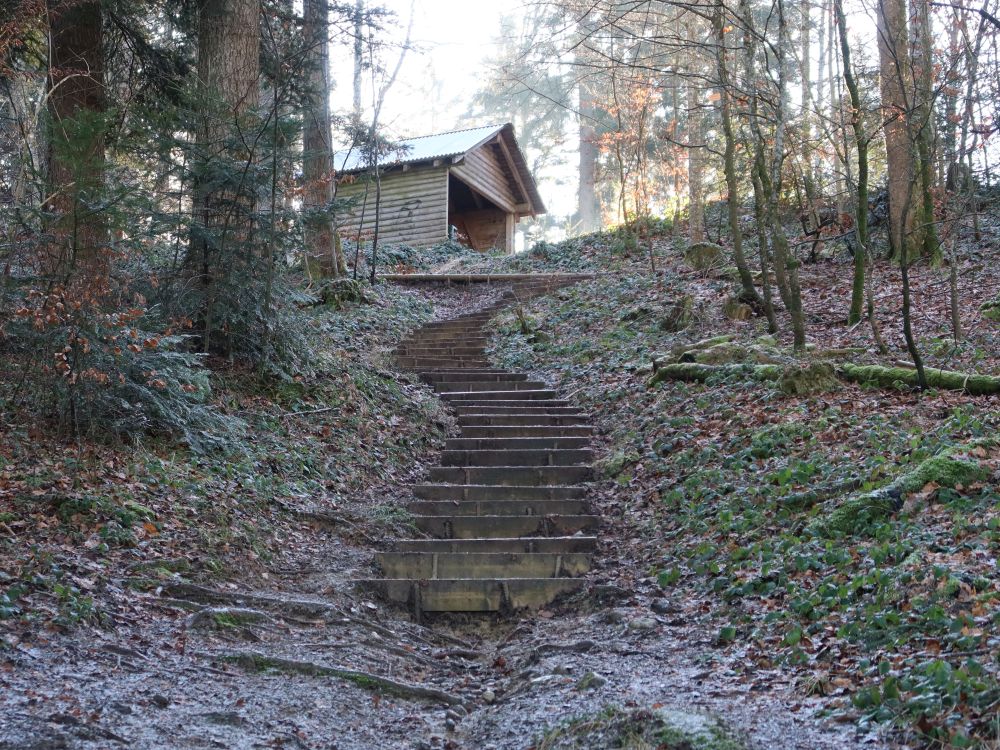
xmin=839 ymin=363 xmax=1000 ymax=395
xmin=649 ymin=362 xmax=781 ymax=387
xmin=222 ymin=652 xmax=463 ymax=705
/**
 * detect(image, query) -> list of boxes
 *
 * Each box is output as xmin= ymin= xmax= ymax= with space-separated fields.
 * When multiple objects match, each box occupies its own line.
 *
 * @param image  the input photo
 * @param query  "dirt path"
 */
xmin=0 ymin=281 xmax=885 ymax=750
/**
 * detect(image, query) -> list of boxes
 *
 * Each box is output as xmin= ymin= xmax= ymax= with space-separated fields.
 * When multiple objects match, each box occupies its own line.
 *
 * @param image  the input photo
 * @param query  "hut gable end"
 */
xmin=335 ymin=124 xmax=544 ymax=253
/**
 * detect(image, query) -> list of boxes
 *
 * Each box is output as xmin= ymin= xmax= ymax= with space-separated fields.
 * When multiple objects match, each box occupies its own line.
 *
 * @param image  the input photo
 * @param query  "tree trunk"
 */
xmin=835 ymin=0 xmax=868 ymax=325
xmin=577 ymin=76 xmax=601 ymax=233
xmin=712 ymin=3 xmax=761 ymax=308
xmin=910 ymin=0 xmax=940 ymax=261
xmin=352 ymin=0 xmax=363 ymax=121
xmin=45 ymin=0 xmax=105 ymax=277
xmin=686 ymin=22 xmax=705 ymax=243
xmin=193 ymin=0 xmax=261 ymax=351
xmin=766 ymin=0 xmax=806 ymax=350
xmin=876 ymin=0 xmax=919 ymax=260
xmin=302 ymin=0 xmax=345 ymax=278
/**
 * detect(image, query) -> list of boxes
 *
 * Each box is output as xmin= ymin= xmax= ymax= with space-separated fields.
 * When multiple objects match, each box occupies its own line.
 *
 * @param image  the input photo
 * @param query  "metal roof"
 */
xmin=335 ymin=124 xmax=505 ymax=173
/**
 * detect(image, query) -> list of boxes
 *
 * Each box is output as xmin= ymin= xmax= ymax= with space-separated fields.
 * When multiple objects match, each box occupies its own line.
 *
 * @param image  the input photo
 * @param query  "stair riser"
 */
xmin=415 ymin=514 xmax=599 ymax=539
xmin=408 ymin=499 xmax=589 ymax=516
xmin=398 ymin=359 xmax=491 ymax=369
xmin=457 ymin=427 xmax=593 ymax=439
xmin=377 ymin=552 xmax=591 ymax=579
xmin=394 ymin=537 xmax=598 ymax=553
xmin=439 ymin=449 xmax=594 ymax=467
xmin=358 ymin=578 xmax=585 ymax=612
xmin=457 ymin=415 xmax=592 ymax=427
xmin=433 ymin=381 xmax=547 ymax=392
xmin=411 ymin=484 xmax=587 ymax=501
xmin=451 ymin=406 xmax=581 ymax=415
xmin=421 ymin=372 xmax=528 ymax=383
xmin=426 ymin=466 xmax=593 ymax=486
xmin=446 ymin=437 xmax=591 ymax=450
xmin=398 ymin=347 xmax=487 ymax=357
xmin=441 ymin=391 xmax=558 ymax=402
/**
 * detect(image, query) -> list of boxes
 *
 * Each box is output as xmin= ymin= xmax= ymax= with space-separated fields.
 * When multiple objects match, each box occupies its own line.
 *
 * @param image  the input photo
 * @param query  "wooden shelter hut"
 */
xmin=335 ymin=123 xmax=545 ymax=253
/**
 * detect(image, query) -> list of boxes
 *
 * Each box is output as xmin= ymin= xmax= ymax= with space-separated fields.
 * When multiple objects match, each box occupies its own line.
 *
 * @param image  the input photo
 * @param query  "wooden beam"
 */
xmin=495 ymin=133 xmax=533 ymax=215
xmin=451 ymin=168 xmax=515 ymax=213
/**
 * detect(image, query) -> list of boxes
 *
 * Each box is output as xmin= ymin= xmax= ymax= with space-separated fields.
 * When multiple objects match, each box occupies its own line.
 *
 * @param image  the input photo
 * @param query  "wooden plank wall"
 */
xmin=336 ymin=166 xmax=448 ymax=248
xmin=451 ymin=146 xmax=518 ymax=213
xmin=457 ymin=209 xmax=514 ymax=252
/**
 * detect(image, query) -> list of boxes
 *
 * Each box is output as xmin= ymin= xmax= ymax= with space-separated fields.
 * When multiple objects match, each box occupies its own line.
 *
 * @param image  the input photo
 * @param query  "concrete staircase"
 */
xmin=358 ymin=275 xmax=597 ymax=617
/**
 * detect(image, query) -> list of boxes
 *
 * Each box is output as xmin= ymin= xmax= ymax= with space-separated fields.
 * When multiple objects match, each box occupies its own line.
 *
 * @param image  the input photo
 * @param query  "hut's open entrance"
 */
xmin=447 ymin=174 xmax=515 ymax=252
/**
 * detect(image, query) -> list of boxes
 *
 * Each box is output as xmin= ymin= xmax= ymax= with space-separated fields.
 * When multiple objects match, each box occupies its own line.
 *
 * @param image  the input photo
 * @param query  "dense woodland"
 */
xmin=1 ymin=1 xmax=1000 ymax=749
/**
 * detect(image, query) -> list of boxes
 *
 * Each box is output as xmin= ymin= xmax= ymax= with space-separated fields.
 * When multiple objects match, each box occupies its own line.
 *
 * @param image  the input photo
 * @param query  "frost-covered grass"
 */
xmin=487 ymin=238 xmax=1000 ymax=748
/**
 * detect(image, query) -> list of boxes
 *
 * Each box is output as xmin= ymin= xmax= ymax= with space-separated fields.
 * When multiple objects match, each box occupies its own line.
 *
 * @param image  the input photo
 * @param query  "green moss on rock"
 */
xmin=684 ymin=242 xmax=724 ymax=272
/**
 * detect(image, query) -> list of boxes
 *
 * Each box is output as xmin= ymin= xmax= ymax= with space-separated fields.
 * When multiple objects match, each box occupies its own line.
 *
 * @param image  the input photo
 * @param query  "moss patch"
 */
xmin=536 ymin=705 xmax=745 ymax=750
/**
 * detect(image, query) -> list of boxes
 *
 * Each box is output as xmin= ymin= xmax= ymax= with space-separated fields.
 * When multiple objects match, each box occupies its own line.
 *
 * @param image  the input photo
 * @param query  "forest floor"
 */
xmin=2 ymin=224 xmax=999 ymax=749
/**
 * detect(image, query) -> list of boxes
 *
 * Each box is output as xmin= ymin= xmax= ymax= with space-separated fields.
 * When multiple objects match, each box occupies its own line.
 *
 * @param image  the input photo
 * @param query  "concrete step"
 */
xmin=376 ymin=552 xmax=591 ymax=579
xmin=426 ymin=465 xmax=593 ymax=486
xmin=439 ymin=448 xmax=594 ymax=467
xmin=408 ymin=498 xmax=589 ymax=516
xmin=411 ymin=483 xmax=587 ymax=501
xmin=357 ymin=578 xmax=585 ymax=612
xmin=457 ymin=414 xmax=592 ymax=427
xmin=420 ymin=371 xmax=527 ymax=383
xmin=445 ymin=437 xmax=591 ymax=450
xmin=394 ymin=536 xmax=598 ymax=553
xmin=441 ymin=390 xmax=558 ymax=402
xmin=410 ymin=332 xmax=490 ymax=342
xmin=397 ymin=358 xmax=491 ymax=369
xmin=397 ymin=346 xmax=487 ymax=357
xmin=433 ymin=380 xmax=547 ymax=392
xmin=450 ymin=405 xmax=581 ymax=415
xmin=415 ymin=514 xmax=599 ymax=538
xmin=457 ymin=425 xmax=593 ymax=438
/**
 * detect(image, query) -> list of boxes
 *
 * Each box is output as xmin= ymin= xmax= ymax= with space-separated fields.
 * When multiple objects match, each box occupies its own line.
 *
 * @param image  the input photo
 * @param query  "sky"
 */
xmin=329 ymin=0 xmax=508 ymax=139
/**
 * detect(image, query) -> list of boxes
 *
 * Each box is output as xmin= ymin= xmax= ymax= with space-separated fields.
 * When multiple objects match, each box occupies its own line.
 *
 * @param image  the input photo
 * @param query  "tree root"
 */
xmin=221 ymin=651 xmax=463 ymax=705
xmin=809 ymin=439 xmax=996 ymax=537
xmin=526 ymin=640 xmax=597 ymax=665
xmin=186 ymin=607 xmax=274 ymax=631
xmin=163 ymin=583 xmax=343 ymax=622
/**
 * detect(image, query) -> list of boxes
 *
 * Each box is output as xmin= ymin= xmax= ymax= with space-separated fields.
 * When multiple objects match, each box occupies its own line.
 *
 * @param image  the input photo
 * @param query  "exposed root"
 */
xmin=221 ymin=651 xmax=463 ymax=705
xmin=527 ymin=640 xmax=598 ymax=665
xmin=186 ymin=607 xmax=274 ymax=631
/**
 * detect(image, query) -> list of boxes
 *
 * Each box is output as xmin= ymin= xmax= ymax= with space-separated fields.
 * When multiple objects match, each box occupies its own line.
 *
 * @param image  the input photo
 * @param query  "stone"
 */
xmin=481 ymin=689 xmax=496 ymax=704
xmin=628 ymin=617 xmax=658 ymax=632
xmin=723 ymin=296 xmax=753 ymax=321
xmin=650 ymin=599 xmax=679 ymax=615
xmin=684 ymin=241 xmax=724 ymax=272
xmin=576 ymin=671 xmax=607 ymax=690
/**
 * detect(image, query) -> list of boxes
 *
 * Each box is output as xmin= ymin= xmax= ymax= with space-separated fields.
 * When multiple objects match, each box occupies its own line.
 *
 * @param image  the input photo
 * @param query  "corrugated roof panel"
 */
xmin=335 ymin=124 xmax=504 ymax=173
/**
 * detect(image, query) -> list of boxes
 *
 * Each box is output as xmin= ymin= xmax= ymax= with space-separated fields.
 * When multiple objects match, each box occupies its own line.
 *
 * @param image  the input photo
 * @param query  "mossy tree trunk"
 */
xmin=834 ymin=0 xmax=868 ymax=326
xmin=712 ymin=1 xmax=763 ymax=311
